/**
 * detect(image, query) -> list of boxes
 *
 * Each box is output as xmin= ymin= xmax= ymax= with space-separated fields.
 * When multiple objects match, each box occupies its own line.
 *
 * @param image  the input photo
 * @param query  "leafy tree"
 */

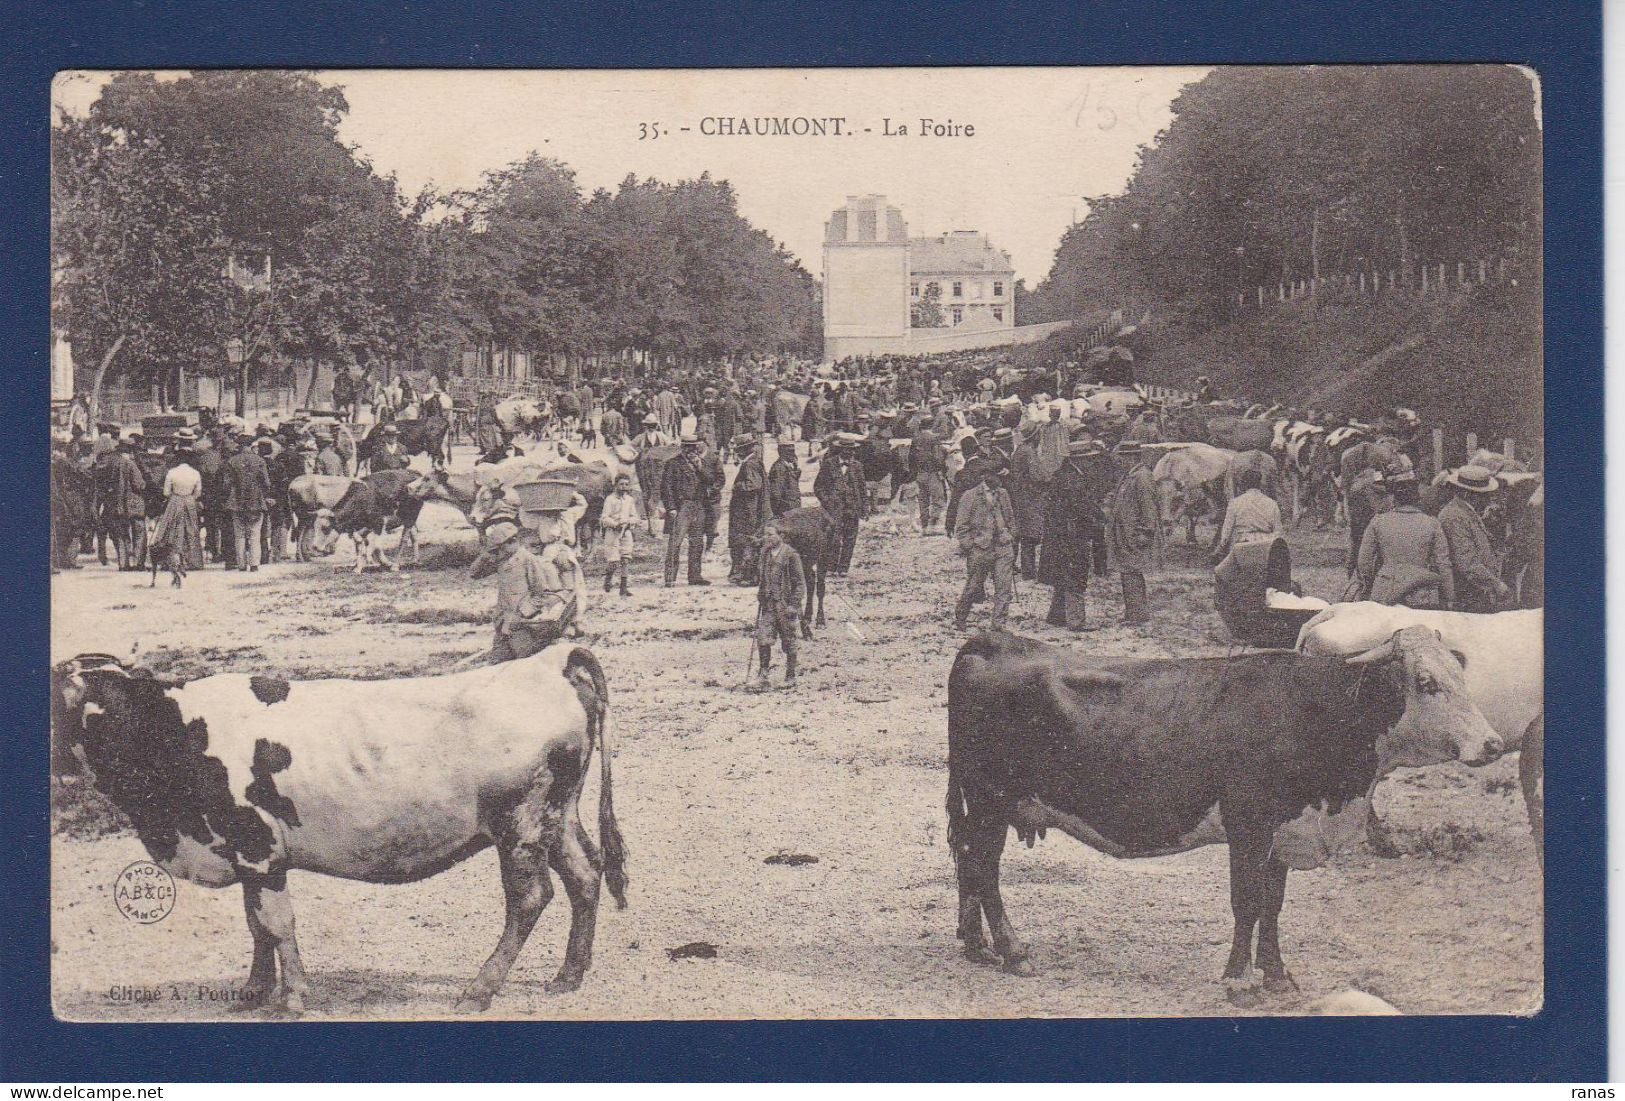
xmin=1027 ymin=65 xmax=1541 ymax=320
xmin=911 ymin=282 xmax=946 ymax=328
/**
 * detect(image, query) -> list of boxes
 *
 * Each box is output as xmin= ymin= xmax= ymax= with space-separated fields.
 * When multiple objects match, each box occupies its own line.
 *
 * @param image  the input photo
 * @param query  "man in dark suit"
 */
xmin=223 ymin=432 xmax=272 ymax=572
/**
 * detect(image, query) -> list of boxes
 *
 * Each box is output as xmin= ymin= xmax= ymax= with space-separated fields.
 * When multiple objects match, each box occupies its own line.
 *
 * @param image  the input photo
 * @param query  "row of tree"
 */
xmin=1023 ymin=65 xmax=1543 ymax=321
xmin=52 ymin=71 xmax=822 ymax=419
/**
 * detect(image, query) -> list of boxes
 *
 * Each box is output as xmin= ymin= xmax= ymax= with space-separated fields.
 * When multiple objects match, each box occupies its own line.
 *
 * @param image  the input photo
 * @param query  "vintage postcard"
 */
xmin=49 ymin=65 xmax=1542 ymax=1021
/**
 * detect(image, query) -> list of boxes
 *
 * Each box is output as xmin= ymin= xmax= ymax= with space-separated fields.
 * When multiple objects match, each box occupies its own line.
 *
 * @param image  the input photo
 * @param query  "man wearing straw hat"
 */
xmin=1438 ymin=465 xmax=1510 ymax=613
xmin=470 ymin=514 xmax=585 ymax=663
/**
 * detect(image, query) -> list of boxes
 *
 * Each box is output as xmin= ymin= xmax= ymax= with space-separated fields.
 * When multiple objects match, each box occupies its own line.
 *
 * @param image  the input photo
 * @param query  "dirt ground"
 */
xmin=49 ymin=442 xmax=1543 ymax=1021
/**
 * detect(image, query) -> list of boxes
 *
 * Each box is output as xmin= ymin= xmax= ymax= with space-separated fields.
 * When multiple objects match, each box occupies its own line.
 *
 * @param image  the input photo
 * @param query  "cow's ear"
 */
xmin=1449 ymin=649 xmax=1469 ymax=672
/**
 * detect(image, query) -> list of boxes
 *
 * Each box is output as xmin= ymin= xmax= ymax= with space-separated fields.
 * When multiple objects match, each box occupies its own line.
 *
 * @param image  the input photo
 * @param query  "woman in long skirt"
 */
xmin=148 ymin=433 xmax=205 ymax=588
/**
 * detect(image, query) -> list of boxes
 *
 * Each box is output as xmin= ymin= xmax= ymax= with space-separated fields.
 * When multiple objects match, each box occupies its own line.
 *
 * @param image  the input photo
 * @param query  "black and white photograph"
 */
xmin=48 ymin=65 xmax=1544 ymax=1022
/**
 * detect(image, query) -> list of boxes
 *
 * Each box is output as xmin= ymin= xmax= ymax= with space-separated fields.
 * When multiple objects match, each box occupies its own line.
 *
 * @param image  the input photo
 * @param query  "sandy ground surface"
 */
xmin=49 ymin=442 xmax=1542 ymax=1021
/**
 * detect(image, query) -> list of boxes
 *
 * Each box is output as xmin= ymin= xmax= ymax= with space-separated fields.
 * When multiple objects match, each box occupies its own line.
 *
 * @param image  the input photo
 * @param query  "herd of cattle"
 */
xmin=51 ymin=388 xmax=1543 ymax=1016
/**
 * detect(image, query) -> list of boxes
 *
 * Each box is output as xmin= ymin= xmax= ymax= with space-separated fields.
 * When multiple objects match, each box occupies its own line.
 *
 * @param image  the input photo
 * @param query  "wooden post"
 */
xmin=1503 ymin=438 xmax=1515 ymax=460
xmin=1457 ymin=261 xmax=1466 ymax=285
xmin=1479 ymin=259 xmax=1487 ymax=284
xmin=1420 ymin=265 xmax=1428 ymax=292
xmin=1360 ymin=271 xmax=1366 ymax=293
xmin=1432 ymin=428 xmax=1444 ymax=475
xmin=1257 ymin=286 xmax=1264 ymax=307
xmin=1465 ymin=431 xmax=1478 ymax=458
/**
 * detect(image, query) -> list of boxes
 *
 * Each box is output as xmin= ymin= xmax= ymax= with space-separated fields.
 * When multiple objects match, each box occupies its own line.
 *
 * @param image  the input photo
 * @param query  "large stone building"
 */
xmin=821 ymin=194 xmax=1064 ymax=361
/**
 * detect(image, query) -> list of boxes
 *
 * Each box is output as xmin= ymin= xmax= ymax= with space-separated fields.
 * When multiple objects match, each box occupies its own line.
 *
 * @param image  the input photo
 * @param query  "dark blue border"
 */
xmin=2 ymin=0 xmax=1603 ymax=1082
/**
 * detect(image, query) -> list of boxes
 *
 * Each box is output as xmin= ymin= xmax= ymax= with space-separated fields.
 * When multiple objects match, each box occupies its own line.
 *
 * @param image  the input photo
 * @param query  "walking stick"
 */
xmin=829 ymin=591 xmax=868 ymax=642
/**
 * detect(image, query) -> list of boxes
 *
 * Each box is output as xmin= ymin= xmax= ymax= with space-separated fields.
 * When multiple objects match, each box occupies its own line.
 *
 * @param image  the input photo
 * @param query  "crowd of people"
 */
xmin=51 ymin=413 xmax=361 ymax=586
xmin=53 ymin=337 xmax=1542 ymax=686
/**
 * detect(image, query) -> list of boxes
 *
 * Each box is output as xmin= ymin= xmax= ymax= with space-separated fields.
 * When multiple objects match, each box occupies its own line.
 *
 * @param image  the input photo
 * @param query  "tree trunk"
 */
xmin=86 ymin=333 xmax=128 ymax=429
xmin=235 ymin=359 xmax=248 ymax=419
xmin=304 ymin=357 xmax=322 ymax=408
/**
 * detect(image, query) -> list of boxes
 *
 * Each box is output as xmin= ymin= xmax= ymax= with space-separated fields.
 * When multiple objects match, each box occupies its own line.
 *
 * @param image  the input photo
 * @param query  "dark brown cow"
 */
xmin=358 ymin=416 xmax=450 ymax=471
xmin=945 ymin=628 xmax=1502 ymax=992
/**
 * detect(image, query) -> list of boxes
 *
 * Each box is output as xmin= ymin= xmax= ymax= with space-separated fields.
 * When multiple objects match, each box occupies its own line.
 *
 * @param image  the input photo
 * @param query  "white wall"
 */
xmin=825 ymin=319 xmax=1073 ymax=360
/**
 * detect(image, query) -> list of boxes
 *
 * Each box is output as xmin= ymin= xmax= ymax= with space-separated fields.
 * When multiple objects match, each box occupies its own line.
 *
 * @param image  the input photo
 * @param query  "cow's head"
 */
xmin=1346 ymin=626 xmax=1503 ymax=769
xmin=50 ymin=653 xmax=134 ymax=775
xmin=409 ymin=470 xmax=447 ymax=501
xmin=310 ymin=508 xmax=341 ymax=555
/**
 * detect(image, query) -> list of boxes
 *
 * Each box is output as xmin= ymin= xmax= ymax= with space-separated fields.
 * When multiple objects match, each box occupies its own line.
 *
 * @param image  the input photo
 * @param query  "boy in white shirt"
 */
xmin=600 ymin=473 xmax=640 ymax=596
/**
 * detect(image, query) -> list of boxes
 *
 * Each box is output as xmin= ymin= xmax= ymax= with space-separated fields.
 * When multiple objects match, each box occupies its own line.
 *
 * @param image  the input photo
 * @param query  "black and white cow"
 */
xmin=51 ymin=646 xmax=628 ymax=1014
xmin=312 ymin=469 xmax=424 ymax=571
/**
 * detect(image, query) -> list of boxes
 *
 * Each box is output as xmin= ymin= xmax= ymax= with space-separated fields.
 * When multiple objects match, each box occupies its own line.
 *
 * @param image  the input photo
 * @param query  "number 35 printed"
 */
xmin=638 ymin=122 xmax=662 ymax=140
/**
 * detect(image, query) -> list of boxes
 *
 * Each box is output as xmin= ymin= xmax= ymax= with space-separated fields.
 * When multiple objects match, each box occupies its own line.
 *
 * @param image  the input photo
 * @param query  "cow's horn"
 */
xmin=1344 ymin=633 xmax=1400 ymax=665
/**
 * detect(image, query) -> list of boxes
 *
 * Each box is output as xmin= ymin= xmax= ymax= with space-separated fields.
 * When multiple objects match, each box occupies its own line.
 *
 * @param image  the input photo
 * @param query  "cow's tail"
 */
xmin=568 ymin=646 xmax=629 ymax=909
xmin=944 ymin=648 xmax=973 ymax=867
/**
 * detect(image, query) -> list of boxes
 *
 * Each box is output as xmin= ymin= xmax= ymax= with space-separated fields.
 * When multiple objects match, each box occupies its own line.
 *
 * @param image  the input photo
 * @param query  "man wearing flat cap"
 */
xmin=223 ymin=430 xmax=273 ymax=571
xmin=814 ymin=435 xmax=864 ymax=575
xmin=1106 ymin=439 xmax=1163 ymax=625
xmin=97 ymin=432 xmax=148 ymax=571
xmin=768 ymin=440 xmax=802 ymax=518
xmin=660 ymin=434 xmax=711 ymax=586
xmin=953 ymin=461 xmax=1016 ymax=632
xmin=728 ymin=433 xmax=771 ymax=584
xmin=1039 ymin=438 xmax=1111 ymax=631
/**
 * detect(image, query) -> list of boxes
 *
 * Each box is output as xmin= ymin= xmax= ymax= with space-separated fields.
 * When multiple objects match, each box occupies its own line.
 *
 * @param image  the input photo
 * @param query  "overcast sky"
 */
xmin=56 ymin=67 xmax=1208 ymax=285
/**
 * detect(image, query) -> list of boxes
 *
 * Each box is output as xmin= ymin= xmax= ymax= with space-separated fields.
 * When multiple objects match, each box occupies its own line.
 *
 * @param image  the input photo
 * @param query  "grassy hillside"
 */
xmin=1133 ymin=280 xmax=1543 ymax=444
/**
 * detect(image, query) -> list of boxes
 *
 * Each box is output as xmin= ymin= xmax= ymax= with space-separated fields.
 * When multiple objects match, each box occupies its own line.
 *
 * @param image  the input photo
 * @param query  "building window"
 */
xmin=993 ymin=281 xmax=1004 ymax=297
xmin=952 ymin=281 xmax=963 ymax=297
xmin=910 ymin=283 xmax=919 ymax=297
xmin=926 ymin=281 xmax=940 ymax=297
xmin=951 ymin=306 xmax=964 ymax=324
xmin=993 ymin=307 xmax=1004 ymax=323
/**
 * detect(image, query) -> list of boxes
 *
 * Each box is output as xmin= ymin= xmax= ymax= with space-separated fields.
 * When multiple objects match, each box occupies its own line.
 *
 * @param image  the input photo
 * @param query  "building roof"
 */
xmin=906 ymin=231 xmax=1013 ymax=275
xmin=825 ymin=195 xmax=908 ymax=245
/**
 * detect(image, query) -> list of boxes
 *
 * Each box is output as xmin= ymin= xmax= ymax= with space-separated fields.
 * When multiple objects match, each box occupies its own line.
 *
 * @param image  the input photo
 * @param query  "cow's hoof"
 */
xmin=1263 ymin=972 xmax=1298 ymax=994
xmin=230 ymin=983 xmax=274 ymax=1011
xmin=1228 ymin=987 xmax=1267 ymax=1013
xmin=453 ymin=993 xmax=493 ymax=1014
xmin=280 ymin=989 xmax=307 ymax=1016
xmin=1003 ymin=956 xmax=1037 ymax=977
xmin=544 ymin=974 xmax=584 ymax=995
xmin=962 ymin=944 xmax=1002 ymax=968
